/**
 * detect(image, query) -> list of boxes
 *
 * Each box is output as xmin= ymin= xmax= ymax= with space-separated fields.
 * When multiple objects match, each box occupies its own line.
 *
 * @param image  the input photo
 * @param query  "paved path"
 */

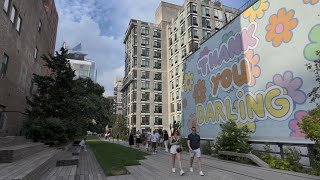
xmin=103 ymin=138 xmax=319 ymax=180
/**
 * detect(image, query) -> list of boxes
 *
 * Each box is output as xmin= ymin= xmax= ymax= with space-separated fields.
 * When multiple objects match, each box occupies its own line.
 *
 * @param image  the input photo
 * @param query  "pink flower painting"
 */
xmin=289 ymin=111 xmax=308 ymax=137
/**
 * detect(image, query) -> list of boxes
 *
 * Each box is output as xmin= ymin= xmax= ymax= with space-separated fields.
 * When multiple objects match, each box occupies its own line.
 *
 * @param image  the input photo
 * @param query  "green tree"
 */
xmin=25 ymin=47 xmax=113 ymax=144
xmin=306 ymin=50 xmax=320 ymax=103
xmin=113 ymin=115 xmax=128 ymax=140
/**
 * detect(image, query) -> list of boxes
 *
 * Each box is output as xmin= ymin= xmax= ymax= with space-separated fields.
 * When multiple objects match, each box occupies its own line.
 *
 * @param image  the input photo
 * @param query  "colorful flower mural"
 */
xmin=221 ymin=31 xmax=234 ymax=44
xmin=303 ymin=0 xmax=319 ymax=5
xmin=193 ymin=80 xmax=206 ymax=104
xmin=289 ymin=111 xmax=308 ymax=137
xmin=187 ymin=114 xmax=200 ymax=133
xmin=183 ymin=72 xmax=193 ymax=92
xmin=266 ymin=8 xmax=298 ymax=47
xmin=246 ymin=50 xmax=261 ymax=86
xmin=266 ymin=71 xmax=307 ymax=105
xmin=243 ymin=0 xmax=270 ymax=22
xmin=304 ymin=24 xmax=320 ymax=61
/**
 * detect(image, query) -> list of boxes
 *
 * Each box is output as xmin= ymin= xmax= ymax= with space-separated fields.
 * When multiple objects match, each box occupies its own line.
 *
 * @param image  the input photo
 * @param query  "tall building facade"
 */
xmin=114 ymin=78 xmax=123 ymax=115
xmin=122 ymin=0 xmax=238 ymax=134
xmin=0 ymin=0 xmax=58 ymax=136
xmin=66 ymin=45 xmax=98 ymax=82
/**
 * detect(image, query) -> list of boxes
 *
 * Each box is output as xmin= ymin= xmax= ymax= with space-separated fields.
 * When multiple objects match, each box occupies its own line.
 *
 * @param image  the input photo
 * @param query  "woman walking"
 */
xmin=129 ymin=131 xmax=134 ymax=148
xmin=170 ymin=130 xmax=184 ymax=176
xmin=164 ymin=130 xmax=169 ymax=152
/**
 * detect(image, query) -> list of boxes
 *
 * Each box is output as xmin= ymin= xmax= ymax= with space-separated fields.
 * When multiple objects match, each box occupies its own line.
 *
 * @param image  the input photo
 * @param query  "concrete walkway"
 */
xmin=103 ymin=138 xmax=319 ymax=180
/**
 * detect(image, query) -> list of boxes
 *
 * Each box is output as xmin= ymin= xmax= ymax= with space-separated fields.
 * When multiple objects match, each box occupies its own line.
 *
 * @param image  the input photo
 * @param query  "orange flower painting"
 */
xmin=266 ymin=8 xmax=298 ymax=47
xmin=193 ymin=80 xmax=206 ymax=104
xmin=303 ymin=0 xmax=319 ymax=5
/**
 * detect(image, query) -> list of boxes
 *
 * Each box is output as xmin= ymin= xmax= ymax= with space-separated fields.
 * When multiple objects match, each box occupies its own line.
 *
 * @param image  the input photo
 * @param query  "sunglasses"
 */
xmin=192 ymin=129 xmax=196 ymax=131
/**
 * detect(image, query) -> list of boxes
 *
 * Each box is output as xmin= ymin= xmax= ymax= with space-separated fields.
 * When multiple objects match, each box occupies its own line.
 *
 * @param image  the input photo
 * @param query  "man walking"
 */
xmin=187 ymin=127 xmax=204 ymax=176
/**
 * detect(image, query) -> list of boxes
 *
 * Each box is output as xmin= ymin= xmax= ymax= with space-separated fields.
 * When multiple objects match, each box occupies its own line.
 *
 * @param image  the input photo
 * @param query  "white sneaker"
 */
xmin=199 ymin=171 xmax=204 ymax=176
xmin=190 ymin=167 xmax=193 ymax=172
xmin=180 ymin=170 xmax=185 ymax=176
xmin=172 ymin=168 xmax=176 ymax=173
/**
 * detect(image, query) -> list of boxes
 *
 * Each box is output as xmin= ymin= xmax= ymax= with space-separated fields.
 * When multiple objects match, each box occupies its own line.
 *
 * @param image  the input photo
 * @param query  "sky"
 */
xmin=55 ymin=0 xmax=247 ymax=96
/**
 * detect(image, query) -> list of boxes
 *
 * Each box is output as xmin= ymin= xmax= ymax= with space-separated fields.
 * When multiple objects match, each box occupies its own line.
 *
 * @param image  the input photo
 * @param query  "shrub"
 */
xmin=201 ymin=141 xmax=214 ymax=155
xmin=213 ymin=121 xmax=251 ymax=155
xmin=180 ymin=138 xmax=189 ymax=151
xmin=299 ymin=105 xmax=320 ymax=175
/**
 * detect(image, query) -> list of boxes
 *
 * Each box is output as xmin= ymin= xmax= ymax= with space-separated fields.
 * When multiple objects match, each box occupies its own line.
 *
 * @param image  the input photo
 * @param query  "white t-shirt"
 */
xmin=151 ymin=134 xmax=158 ymax=142
xmin=79 ymin=140 xmax=85 ymax=146
xmin=136 ymin=133 xmax=141 ymax=138
xmin=147 ymin=132 xmax=152 ymax=141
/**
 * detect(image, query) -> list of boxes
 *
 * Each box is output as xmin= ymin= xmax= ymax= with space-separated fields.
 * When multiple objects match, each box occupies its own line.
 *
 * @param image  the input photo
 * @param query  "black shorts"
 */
xmin=152 ymin=142 xmax=157 ymax=148
xmin=136 ymin=138 xmax=140 ymax=143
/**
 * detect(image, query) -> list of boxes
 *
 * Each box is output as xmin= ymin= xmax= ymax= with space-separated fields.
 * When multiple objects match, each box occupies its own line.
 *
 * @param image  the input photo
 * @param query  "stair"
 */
xmin=0 ymin=148 xmax=62 ymax=180
xmin=0 ymin=142 xmax=47 ymax=163
xmin=0 ymin=136 xmax=32 ymax=147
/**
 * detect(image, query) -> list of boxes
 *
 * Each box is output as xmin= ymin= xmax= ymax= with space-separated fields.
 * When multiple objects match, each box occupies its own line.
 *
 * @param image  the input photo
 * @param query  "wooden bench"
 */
xmin=56 ymin=146 xmax=80 ymax=167
xmin=218 ymin=150 xmax=270 ymax=168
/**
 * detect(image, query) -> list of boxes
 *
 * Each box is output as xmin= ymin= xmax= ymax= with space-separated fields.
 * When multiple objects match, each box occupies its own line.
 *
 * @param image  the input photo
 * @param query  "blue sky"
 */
xmin=55 ymin=0 xmax=247 ymax=96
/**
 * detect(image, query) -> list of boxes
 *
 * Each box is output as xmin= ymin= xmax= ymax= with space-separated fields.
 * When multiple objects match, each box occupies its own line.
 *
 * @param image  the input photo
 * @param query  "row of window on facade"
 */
xmin=129 ymin=92 xmax=163 ymax=103
xmin=132 ymin=25 xmax=161 ymax=38
xmin=128 ymin=103 xmax=162 ymax=114
xmin=130 ymin=115 xmax=163 ymax=126
xmin=129 ymin=80 xmax=162 ymax=91
xmin=128 ymin=57 xmax=162 ymax=69
xmin=171 ymin=102 xmax=182 ymax=113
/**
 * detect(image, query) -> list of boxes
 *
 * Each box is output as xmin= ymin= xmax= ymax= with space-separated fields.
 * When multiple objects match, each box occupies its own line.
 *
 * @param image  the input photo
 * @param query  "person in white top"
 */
xmin=151 ymin=131 xmax=158 ymax=154
xmin=146 ymin=130 xmax=152 ymax=151
xmin=79 ymin=138 xmax=87 ymax=152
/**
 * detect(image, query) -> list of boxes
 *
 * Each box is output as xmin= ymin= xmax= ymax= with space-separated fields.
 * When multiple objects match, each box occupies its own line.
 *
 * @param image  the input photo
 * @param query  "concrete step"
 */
xmin=0 ymin=142 xmax=48 ymax=163
xmin=0 ymin=136 xmax=32 ymax=147
xmin=40 ymin=165 xmax=77 ymax=180
xmin=0 ymin=148 xmax=62 ymax=180
xmin=56 ymin=145 xmax=80 ymax=167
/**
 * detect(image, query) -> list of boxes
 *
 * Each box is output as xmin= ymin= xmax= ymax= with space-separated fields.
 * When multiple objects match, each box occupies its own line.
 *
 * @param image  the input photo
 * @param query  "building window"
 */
xmin=203 ymin=30 xmax=211 ymax=40
xmin=38 ymin=20 xmax=42 ymax=32
xmin=174 ymin=21 xmax=177 ymax=30
xmin=131 ymin=115 xmax=136 ymax=125
xmin=154 ymin=29 xmax=161 ymax=38
xmin=191 ymin=3 xmax=197 ymax=13
xmin=141 ymin=48 xmax=149 ymax=56
xmin=180 ymin=21 xmax=185 ymax=34
xmin=16 ymin=15 xmax=21 ymax=32
xmin=171 ymin=81 xmax=174 ymax=90
xmin=202 ymin=17 xmax=211 ymax=28
xmin=141 ymin=115 xmax=150 ymax=125
xmin=10 ymin=5 xmax=16 ymax=23
xmin=175 ymin=55 xmax=178 ymax=64
xmin=182 ymin=48 xmax=187 ymax=58
xmin=141 ymin=27 xmax=149 ymax=35
xmin=193 ymin=29 xmax=198 ymax=38
xmin=154 ymin=60 xmax=161 ymax=69
xmin=0 ymin=105 xmax=5 ymax=129
xmin=0 ymin=53 xmax=9 ymax=77
xmin=141 ymin=71 xmax=150 ymax=79
xmin=141 ymin=37 xmax=149 ymax=46
xmin=141 ymin=92 xmax=150 ymax=101
xmin=181 ymin=34 xmax=186 ymax=47
xmin=215 ymin=20 xmax=223 ymax=30
xmin=154 ymin=50 xmax=161 ymax=58
xmin=155 ymin=94 xmax=162 ymax=102
xmin=171 ymin=103 xmax=175 ymax=113
xmin=171 ymin=92 xmax=174 ymax=101
xmin=192 ymin=16 xmax=198 ymax=26
xmin=154 ymin=105 xmax=162 ymax=114
xmin=155 ymin=116 xmax=163 ymax=125
xmin=174 ymin=32 xmax=177 ymax=41
xmin=154 ymin=82 xmax=162 ymax=91
xmin=141 ymin=81 xmax=150 ymax=90
xmin=141 ymin=105 xmax=150 ymax=113
xmin=154 ymin=40 xmax=161 ymax=48
xmin=154 ymin=72 xmax=161 ymax=80
xmin=214 ymin=9 xmax=223 ymax=20
xmin=141 ymin=58 xmax=149 ymax=68
xmin=34 ymin=47 xmax=38 ymax=59
xmin=3 ymin=0 xmax=9 ymax=13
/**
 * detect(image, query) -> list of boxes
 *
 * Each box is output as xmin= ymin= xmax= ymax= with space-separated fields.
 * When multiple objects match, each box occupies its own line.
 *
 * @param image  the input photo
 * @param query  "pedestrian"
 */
xmin=117 ymin=133 xmax=120 ymax=142
xmin=170 ymin=129 xmax=184 ymax=176
xmin=164 ymin=130 xmax=169 ymax=152
xmin=129 ymin=131 xmax=134 ymax=148
xmin=155 ymin=130 xmax=160 ymax=151
xmin=79 ymin=138 xmax=87 ymax=152
xmin=188 ymin=127 xmax=204 ymax=176
xmin=151 ymin=131 xmax=158 ymax=154
xmin=147 ymin=130 xmax=152 ymax=151
xmin=136 ymin=130 xmax=141 ymax=150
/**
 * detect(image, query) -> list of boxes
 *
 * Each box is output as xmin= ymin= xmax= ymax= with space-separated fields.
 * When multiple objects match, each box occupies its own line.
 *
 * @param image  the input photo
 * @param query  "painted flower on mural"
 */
xmin=221 ymin=31 xmax=234 ymax=44
xmin=237 ymin=121 xmax=256 ymax=133
xmin=184 ymin=72 xmax=193 ymax=92
xmin=304 ymin=24 xmax=320 ymax=61
xmin=266 ymin=8 xmax=298 ymax=47
xmin=246 ymin=50 xmax=261 ymax=86
xmin=289 ymin=111 xmax=308 ymax=137
xmin=266 ymin=71 xmax=307 ymax=105
xmin=303 ymin=0 xmax=319 ymax=5
xmin=187 ymin=114 xmax=200 ymax=133
xmin=193 ymin=80 xmax=206 ymax=104
xmin=183 ymin=99 xmax=187 ymax=108
xmin=243 ymin=0 xmax=269 ymax=22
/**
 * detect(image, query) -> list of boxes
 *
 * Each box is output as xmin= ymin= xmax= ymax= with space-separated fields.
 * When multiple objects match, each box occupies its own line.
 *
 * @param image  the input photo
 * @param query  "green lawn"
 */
xmin=85 ymin=136 xmax=147 ymax=176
